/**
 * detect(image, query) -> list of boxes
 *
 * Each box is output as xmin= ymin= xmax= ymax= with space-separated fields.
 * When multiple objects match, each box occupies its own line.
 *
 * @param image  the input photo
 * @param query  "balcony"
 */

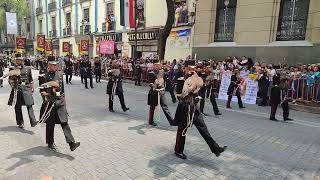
xmin=62 ymin=0 xmax=72 ymax=7
xmin=102 ymin=21 xmax=115 ymax=33
xmin=80 ymin=25 xmax=91 ymax=35
xmin=63 ymin=27 xmax=72 ymax=36
xmin=48 ymin=1 xmax=57 ymax=12
xmin=49 ymin=30 xmax=57 ymax=38
xmin=36 ymin=7 xmax=43 ymax=16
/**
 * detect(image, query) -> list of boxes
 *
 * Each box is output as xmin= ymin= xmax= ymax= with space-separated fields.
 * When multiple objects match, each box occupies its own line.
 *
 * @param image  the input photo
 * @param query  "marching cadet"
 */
xmin=147 ymin=70 xmax=173 ymax=126
xmin=94 ymin=57 xmax=102 ymax=83
xmin=80 ymin=57 xmax=86 ymax=84
xmin=164 ymin=68 xmax=177 ymax=103
xmin=64 ymin=55 xmax=73 ymax=84
xmin=38 ymin=56 xmax=48 ymax=86
xmin=107 ymin=63 xmax=129 ymax=112
xmin=172 ymin=72 xmax=227 ymax=159
xmin=6 ymin=53 xmax=38 ymax=128
xmin=84 ymin=57 xmax=94 ymax=89
xmin=269 ymin=75 xmax=293 ymax=122
xmin=206 ymin=74 xmax=222 ymax=116
xmin=226 ymin=69 xmax=245 ymax=109
xmin=39 ymin=56 xmax=80 ymax=151
xmin=0 ymin=57 xmax=4 ymax=87
xmin=197 ymin=67 xmax=209 ymax=116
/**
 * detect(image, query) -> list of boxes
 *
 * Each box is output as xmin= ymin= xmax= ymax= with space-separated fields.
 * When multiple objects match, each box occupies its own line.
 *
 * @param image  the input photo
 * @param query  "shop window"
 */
xmin=136 ymin=0 xmax=145 ymax=29
xmin=276 ymin=0 xmax=310 ymax=41
xmin=106 ymin=2 xmax=115 ymax=31
xmin=173 ymin=0 xmax=189 ymax=27
xmin=214 ymin=0 xmax=237 ymax=42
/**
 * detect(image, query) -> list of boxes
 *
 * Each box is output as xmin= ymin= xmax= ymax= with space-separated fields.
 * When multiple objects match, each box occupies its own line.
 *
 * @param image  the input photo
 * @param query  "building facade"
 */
xmin=193 ymin=0 xmax=320 ymax=64
xmin=32 ymin=0 xmax=196 ymax=60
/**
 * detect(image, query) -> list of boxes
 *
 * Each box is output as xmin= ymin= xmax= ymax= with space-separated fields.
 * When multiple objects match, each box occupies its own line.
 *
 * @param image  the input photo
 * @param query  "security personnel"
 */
xmin=172 ymin=73 xmax=227 ymax=159
xmin=7 ymin=53 xmax=38 ymax=128
xmin=107 ymin=64 xmax=129 ymax=112
xmin=39 ymin=56 xmax=80 ymax=151
xmin=94 ymin=57 xmax=102 ymax=83
xmin=226 ymin=69 xmax=245 ymax=109
xmin=64 ymin=55 xmax=73 ymax=84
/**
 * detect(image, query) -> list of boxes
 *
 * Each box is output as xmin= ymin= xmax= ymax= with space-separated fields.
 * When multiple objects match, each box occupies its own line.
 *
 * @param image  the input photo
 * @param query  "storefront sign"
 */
xmin=96 ymin=33 xmax=122 ymax=42
xmin=36 ymin=34 xmax=45 ymax=51
xmin=99 ymin=40 xmax=115 ymax=55
xmin=16 ymin=37 xmax=26 ymax=52
xmin=80 ymin=39 xmax=89 ymax=55
xmin=45 ymin=39 xmax=53 ymax=55
xmin=62 ymin=42 xmax=70 ymax=53
xmin=128 ymin=30 xmax=159 ymax=41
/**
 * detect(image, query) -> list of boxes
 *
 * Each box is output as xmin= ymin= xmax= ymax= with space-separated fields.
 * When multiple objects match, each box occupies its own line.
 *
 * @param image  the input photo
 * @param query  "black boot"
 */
xmin=175 ymin=152 xmax=187 ymax=159
xmin=214 ymin=146 xmax=227 ymax=157
xmin=123 ymin=107 xmax=130 ymax=112
xmin=69 ymin=142 xmax=80 ymax=151
xmin=48 ymin=143 xmax=58 ymax=151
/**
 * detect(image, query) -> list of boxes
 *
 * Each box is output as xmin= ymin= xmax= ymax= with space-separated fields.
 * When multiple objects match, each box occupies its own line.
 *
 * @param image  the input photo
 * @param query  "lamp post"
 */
xmin=223 ymin=0 xmax=229 ymax=36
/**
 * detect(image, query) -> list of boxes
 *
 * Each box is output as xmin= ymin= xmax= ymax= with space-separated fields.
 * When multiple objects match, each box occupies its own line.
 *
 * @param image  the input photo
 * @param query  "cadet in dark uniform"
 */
xmin=84 ymin=58 xmax=94 ymax=89
xmin=0 ymin=58 xmax=4 ymax=87
xmin=94 ymin=57 xmax=102 ymax=83
xmin=269 ymin=75 xmax=293 ymax=122
xmin=64 ymin=56 xmax=73 ymax=84
xmin=80 ymin=58 xmax=86 ymax=84
xmin=134 ymin=63 xmax=142 ymax=86
xmin=206 ymin=75 xmax=222 ymax=116
xmin=164 ymin=69 xmax=177 ymax=103
xmin=197 ymin=68 xmax=209 ymax=115
xmin=107 ymin=64 xmax=129 ymax=112
xmin=172 ymin=73 xmax=227 ymax=159
xmin=258 ymin=70 xmax=269 ymax=106
xmin=147 ymin=70 xmax=173 ymax=126
xmin=39 ymin=56 xmax=80 ymax=151
xmin=226 ymin=70 xmax=245 ymax=109
xmin=7 ymin=53 xmax=38 ymax=128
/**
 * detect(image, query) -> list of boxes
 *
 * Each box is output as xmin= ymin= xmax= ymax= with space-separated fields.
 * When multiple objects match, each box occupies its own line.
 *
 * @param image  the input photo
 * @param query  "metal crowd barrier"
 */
xmin=287 ymin=78 xmax=320 ymax=103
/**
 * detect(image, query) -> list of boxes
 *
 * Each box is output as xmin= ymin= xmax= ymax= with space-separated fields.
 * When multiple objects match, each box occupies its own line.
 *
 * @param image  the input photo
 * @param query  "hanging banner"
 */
xmin=96 ymin=43 xmax=100 ymax=55
xmin=62 ymin=42 xmax=70 ymax=53
xmin=45 ymin=39 xmax=53 ymax=55
xmin=167 ymin=29 xmax=191 ymax=49
xmin=36 ymin=34 xmax=45 ymax=51
xmin=15 ymin=37 xmax=26 ymax=53
xmin=80 ymin=39 xmax=89 ymax=55
xmin=6 ymin=12 xmax=18 ymax=35
xmin=99 ymin=40 xmax=114 ymax=55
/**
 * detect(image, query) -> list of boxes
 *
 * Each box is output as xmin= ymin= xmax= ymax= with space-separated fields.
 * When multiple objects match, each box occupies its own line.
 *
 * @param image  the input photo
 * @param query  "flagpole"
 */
xmin=134 ymin=0 xmax=137 ymax=60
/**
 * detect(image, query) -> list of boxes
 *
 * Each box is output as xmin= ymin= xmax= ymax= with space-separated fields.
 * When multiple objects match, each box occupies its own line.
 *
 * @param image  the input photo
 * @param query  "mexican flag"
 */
xmin=120 ymin=0 xmax=135 ymax=28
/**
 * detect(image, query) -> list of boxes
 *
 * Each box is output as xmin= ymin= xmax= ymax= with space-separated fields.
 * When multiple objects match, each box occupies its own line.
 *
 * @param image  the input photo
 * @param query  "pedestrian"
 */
xmin=258 ymin=69 xmax=269 ymax=106
xmin=147 ymin=70 xmax=173 ymax=126
xmin=94 ymin=57 xmax=102 ymax=83
xmin=64 ymin=56 xmax=73 ymax=84
xmin=6 ymin=53 xmax=38 ymax=129
xmin=83 ymin=57 xmax=94 ymax=89
xmin=107 ymin=63 xmax=129 ymax=112
xmin=226 ymin=69 xmax=245 ymax=109
xmin=80 ymin=58 xmax=86 ymax=84
xmin=172 ymin=73 xmax=227 ymax=159
xmin=39 ymin=56 xmax=80 ymax=151
xmin=134 ymin=63 xmax=142 ymax=86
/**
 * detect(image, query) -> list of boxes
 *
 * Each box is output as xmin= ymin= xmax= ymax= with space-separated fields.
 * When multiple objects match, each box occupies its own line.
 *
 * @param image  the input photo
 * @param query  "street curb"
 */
xmin=289 ymin=103 xmax=320 ymax=114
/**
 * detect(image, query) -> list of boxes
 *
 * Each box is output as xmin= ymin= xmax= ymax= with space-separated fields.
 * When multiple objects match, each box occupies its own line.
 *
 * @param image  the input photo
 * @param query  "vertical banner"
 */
xmin=96 ymin=43 xmax=100 ymax=55
xmin=45 ymin=39 xmax=53 ymax=55
xmin=80 ymin=39 xmax=89 ymax=55
xmin=36 ymin=34 xmax=45 ymax=51
xmin=6 ymin=12 xmax=18 ymax=35
xmin=99 ymin=40 xmax=114 ymax=55
xmin=15 ymin=37 xmax=26 ymax=53
xmin=62 ymin=42 xmax=70 ymax=54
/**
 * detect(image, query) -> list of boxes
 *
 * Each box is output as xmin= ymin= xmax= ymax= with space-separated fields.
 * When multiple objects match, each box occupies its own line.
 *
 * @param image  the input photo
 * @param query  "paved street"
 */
xmin=1 ymin=70 xmax=320 ymax=180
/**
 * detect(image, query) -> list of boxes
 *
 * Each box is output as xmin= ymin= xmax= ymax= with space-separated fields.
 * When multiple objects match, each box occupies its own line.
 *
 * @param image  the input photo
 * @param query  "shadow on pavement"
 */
xmin=6 ymin=146 xmax=74 ymax=171
xmin=0 ymin=126 xmax=35 ymax=135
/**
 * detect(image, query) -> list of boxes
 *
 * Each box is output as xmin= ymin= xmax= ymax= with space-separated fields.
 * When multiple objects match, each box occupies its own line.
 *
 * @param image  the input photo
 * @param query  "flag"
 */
xmin=120 ymin=0 xmax=134 ymax=27
xmin=120 ymin=0 xmax=125 ymax=26
xmin=129 ymin=0 xmax=135 ymax=28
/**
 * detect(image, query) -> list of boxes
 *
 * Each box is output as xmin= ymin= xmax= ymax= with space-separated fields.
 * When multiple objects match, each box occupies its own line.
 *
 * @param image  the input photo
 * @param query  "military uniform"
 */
xmin=147 ymin=71 xmax=173 ymax=126
xmin=84 ymin=60 xmax=94 ymax=89
xmin=94 ymin=60 xmax=102 ymax=83
xmin=64 ymin=58 xmax=73 ymax=84
xmin=206 ymin=76 xmax=221 ymax=116
xmin=0 ymin=59 xmax=4 ymax=87
xmin=258 ymin=73 xmax=269 ymax=106
xmin=164 ymin=70 xmax=177 ymax=103
xmin=7 ymin=54 xmax=37 ymax=128
xmin=226 ymin=73 xmax=244 ymax=108
xmin=107 ymin=69 xmax=129 ymax=112
xmin=39 ymin=58 xmax=80 ymax=151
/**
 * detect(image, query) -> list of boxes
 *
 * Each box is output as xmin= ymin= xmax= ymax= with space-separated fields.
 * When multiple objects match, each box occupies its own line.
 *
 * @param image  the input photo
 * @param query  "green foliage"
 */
xmin=0 ymin=0 xmax=30 ymax=32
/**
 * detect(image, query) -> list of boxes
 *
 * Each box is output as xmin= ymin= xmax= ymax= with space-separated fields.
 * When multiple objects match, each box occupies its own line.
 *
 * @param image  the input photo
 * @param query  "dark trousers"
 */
xmin=15 ymin=104 xmax=37 ymax=126
xmin=270 ymin=103 xmax=278 ymax=119
xmin=0 ymin=79 xmax=3 ymax=87
xmin=210 ymin=93 xmax=220 ymax=115
xmin=66 ymin=74 xmax=72 ymax=84
xmin=135 ymin=75 xmax=141 ymax=86
xmin=227 ymin=94 xmax=243 ymax=108
xmin=109 ymin=93 xmax=127 ymax=111
xmin=271 ymin=102 xmax=289 ymax=119
xmin=84 ymin=77 xmax=94 ymax=88
xmin=148 ymin=95 xmax=173 ymax=125
xmin=168 ymin=90 xmax=177 ymax=103
xmin=96 ymin=73 xmax=101 ymax=83
xmin=260 ymin=89 xmax=268 ymax=106
xmin=45 ymin=110 xmax=75 ymax=145
xmin=175 ymin=112 xmax=221 ymax=154
xmin=81 ymin=75 xmax=84 ymax=83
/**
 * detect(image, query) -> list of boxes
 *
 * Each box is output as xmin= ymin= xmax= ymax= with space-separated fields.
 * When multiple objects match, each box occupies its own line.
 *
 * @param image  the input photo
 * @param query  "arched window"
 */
xmin=276 ymin=0 xmax=310 ymax=41
xmin=214 ymin=0 xmax=237 ymax=42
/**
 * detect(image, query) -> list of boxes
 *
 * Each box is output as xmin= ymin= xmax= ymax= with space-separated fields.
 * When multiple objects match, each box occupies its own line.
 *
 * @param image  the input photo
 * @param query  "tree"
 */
xmin=157 ymin=0 xmax=175 ymax=61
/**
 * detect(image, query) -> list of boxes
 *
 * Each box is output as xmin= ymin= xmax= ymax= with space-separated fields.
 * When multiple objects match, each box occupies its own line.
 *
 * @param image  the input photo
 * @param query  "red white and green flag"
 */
xmin=120 ymin=0 xmax=135 ymax=28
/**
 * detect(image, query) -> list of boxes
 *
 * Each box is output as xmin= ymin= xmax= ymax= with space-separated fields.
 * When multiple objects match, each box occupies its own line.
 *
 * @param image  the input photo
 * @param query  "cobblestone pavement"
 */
xmin=0 ymin=71 xmax=320 ymax=180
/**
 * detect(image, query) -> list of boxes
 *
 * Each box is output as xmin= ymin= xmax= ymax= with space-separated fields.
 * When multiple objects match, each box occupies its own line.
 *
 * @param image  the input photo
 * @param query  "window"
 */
xmin=66 ymin=13 xmax=71 ymax=27
xmin=51 ymin=16 xmax=56 ymax=36
xmin=38 ymin=20 xmax=43 ymax=33
xmin=276 ymin=0 xmax=310 ymax=41
xmin=214 ymin=0 xmax=237 ymax=42
xmin=38 ymin=0 xmax=42 ymax=7
xmin=106 ymin=2 xmax=115 ymax=31
xmin=173 ymin=0 xmax=189 ymax=27
xmin=83 ymin=8 xmax=90 ymax=23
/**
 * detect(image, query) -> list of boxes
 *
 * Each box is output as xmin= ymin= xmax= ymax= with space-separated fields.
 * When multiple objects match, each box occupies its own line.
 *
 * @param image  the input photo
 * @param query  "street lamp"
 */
xmin=223 ymin=0 xmax=229 ymax=36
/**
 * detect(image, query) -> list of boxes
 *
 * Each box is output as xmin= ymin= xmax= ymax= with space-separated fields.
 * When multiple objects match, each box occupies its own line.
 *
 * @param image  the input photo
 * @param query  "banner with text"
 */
xmin=36 ymin=34 xmax=45 ymax=52
xmin=80 ymin=39 xmax=89 ymax=55
xmin=15 ymin=37 xmax=26 ymax=53
xmin=45 ymin=39 xmax=53 ymax=55
xmin=99 ymin=40 xmax=115 ymax=55
xmin=6 ymin=12 xmax=17 ymax=35
xmin=62 ymin=42 xmax=70 ymax=53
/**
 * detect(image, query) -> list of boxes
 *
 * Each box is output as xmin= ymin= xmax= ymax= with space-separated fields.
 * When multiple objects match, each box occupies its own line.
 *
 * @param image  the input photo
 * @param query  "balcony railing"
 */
xmin=49 ymin=30 xmax=57 ymax=38
xmin=80 ymin=25 xmax=91 ymax=35
xmin=62 ymin=0 xmax=72 ymax=7
xmin=36 ymin=7 xmax=43 ymax=16
xmin=102 ymin=21 xmax=115 ymax=32
xmin=63 ymin=27 xmax=72 ymax=36
xmin=48 ymin=1 xmax=57 ymax=12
